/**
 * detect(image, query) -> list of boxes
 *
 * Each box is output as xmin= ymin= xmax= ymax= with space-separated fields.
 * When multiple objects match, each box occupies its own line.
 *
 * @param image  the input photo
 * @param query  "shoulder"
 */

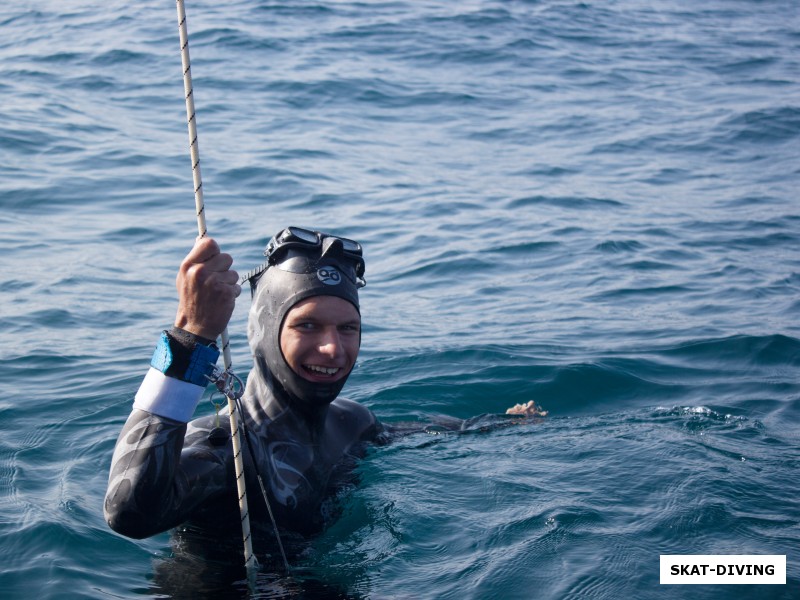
xmin=328 ymin=397 xmax=380 ymax=441
xmin=330 ymin=397 xmax=376 ymax=421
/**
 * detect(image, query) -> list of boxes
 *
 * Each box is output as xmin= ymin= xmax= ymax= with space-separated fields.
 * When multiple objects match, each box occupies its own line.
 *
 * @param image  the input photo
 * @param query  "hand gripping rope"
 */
xmin=175 ymin=0 xmax=288 ymax=577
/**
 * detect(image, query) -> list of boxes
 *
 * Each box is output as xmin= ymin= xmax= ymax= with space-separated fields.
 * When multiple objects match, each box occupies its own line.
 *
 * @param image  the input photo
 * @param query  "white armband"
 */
xmin=133 ymin=368 xmax=205 ymax=423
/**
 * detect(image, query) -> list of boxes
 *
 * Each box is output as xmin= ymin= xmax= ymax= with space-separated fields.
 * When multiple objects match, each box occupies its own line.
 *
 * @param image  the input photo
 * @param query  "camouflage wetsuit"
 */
xmin=104 ymin=367 xmax=380 ymax=539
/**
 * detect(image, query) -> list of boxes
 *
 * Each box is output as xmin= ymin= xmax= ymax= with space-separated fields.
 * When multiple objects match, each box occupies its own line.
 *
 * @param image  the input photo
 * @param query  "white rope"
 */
xmin=175 ymin=0 xmax=257 ymax=575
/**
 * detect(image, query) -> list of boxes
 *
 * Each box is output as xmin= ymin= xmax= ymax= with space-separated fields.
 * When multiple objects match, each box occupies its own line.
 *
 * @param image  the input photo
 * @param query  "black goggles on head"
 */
xmin=244 ymin=226 xmax=366 ymax=294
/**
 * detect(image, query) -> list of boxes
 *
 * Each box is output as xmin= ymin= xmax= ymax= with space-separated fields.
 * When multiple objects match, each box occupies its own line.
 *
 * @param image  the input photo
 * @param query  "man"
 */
xmin=105 ymin=227 xmax=543 ymax=545
xmin=105 ymin=227 xmax=381 ymax=543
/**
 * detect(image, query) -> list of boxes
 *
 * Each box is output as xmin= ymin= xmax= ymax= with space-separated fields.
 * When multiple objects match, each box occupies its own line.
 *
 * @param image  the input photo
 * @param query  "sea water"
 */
xmin=0 ymin=1 xmax=798 ymax=598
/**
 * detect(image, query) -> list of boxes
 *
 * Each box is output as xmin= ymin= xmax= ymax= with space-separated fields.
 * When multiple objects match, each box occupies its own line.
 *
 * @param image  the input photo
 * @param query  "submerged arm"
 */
xmin=377 ymin=401 xmax=548 ymax=440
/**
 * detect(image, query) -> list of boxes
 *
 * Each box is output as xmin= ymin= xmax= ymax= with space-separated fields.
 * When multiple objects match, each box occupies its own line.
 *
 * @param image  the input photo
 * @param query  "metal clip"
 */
xmin=206 ymin=366 xmax=245 ymax=401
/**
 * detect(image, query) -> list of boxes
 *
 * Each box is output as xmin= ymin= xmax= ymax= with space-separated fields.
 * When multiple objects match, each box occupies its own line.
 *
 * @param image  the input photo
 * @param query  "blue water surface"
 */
xmin=1 ymin=1 xmax=798 ymax=598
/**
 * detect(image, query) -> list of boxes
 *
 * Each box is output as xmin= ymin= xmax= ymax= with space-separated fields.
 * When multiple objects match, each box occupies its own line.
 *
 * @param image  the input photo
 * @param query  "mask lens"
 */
xmin=337 ymin=237 xmax=361 ymax=253
xmin=286 ymin=226 xmax=319 ymax=244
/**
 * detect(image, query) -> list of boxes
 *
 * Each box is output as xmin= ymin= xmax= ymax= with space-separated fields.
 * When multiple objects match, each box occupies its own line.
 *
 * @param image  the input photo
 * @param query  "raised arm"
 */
xmin=104 ymin=237 xmax=241 ymax=538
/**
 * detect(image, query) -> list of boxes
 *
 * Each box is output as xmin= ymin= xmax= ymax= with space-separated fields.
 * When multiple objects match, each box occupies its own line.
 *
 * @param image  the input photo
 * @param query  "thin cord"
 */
xmin=175 ymin=0 xmax=257 ymax=575
xmin=236 ymin=397 xmax=291 ymax=573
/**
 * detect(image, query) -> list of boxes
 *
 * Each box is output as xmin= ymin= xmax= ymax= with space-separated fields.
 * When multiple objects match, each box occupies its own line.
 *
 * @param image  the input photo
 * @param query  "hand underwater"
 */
xmin=174 ymin=236 xmax=241 ymax=340
xmin=505 ymin=400 xmax=548 ymax=418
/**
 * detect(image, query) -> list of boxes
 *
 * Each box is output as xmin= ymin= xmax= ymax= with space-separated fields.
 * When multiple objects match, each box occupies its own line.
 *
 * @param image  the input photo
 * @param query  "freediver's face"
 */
xmin=280 ymin=295 xmax=361 ymax=384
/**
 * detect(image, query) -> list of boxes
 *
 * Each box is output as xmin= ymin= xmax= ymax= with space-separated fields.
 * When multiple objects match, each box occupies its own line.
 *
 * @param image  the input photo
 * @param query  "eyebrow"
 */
xmin=285 ymin=313 xmax=361 ymax=327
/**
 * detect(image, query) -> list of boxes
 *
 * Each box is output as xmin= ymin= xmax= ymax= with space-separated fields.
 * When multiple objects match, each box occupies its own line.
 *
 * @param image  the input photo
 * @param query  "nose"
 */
xmin=317 ymin=327 xmax=342 ymax=358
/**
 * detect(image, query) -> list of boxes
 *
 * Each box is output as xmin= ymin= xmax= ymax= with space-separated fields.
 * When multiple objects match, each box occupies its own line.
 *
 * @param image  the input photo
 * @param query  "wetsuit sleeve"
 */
xmin=104 ymin=408 xmax=230 ymax=539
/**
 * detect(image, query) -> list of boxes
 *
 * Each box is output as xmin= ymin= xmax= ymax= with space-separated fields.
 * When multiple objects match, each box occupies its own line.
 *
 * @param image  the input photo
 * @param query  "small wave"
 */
xmin=193 ymin=27 xmax=285 ymax=53
xmin=586 ymin=283 xmax=694 ymax=302
xmin=593 ymin=239 xmax=646 ymax=253
xmin=716 ymin=106 xmax=800 ymax=145
xmin=507 ymin=195 xmax=626 ymax=211
xmin=650 ymin=405 xmax=753 ymax=431
xmin=659 ymin=333 xmax=800 ymax=367
xmin=0 ymin=279 xmax=34 ymax=293
xmin=618 ymin=259 xmax=683 ymax=272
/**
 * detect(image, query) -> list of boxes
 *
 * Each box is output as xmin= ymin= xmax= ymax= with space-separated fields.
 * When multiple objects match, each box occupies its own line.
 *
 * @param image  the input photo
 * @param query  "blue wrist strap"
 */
xmin=150 ymin=331 xmax=174 ymax=373
xmin=184 ymin=342 xmax=220 ymax=386
xmin=150 ymin=331 xmax=220 ymax=387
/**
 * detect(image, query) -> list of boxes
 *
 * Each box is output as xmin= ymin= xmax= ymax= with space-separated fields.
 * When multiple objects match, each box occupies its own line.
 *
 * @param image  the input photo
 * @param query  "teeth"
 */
xmin=306 ymin=365 xmax=339 ymax=375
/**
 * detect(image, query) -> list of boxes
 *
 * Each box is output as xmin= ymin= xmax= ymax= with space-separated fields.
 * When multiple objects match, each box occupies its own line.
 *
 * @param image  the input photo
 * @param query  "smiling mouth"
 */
xmin=303 ymin=364 xmax=341 ymax=378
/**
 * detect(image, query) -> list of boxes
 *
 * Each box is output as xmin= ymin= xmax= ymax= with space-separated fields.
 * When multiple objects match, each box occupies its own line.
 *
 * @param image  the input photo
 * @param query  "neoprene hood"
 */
xmin=247 ymin=231 xmax=365 ymax=409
